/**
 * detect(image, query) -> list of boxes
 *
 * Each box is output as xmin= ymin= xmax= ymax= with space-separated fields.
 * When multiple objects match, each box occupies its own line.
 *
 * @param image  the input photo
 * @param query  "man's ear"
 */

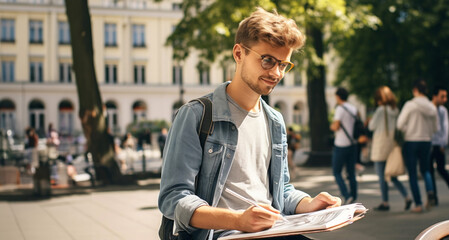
xmin=233 ymin=44 xmax=243 ymax=63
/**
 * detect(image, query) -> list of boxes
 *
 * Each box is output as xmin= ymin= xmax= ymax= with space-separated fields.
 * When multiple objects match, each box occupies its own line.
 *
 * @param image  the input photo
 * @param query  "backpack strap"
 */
xmin=159 ymin=97 xmax=213 ymax=240
xmin=340 ymin=120 xmax=356 ymax=144
xmin=339 ymin=104 xmax=357 ymax=144
xmin=190 ymin=97 xmax=213 ymax=149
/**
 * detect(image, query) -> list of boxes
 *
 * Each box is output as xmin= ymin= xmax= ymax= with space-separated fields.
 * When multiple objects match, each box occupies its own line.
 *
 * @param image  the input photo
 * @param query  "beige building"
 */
xmin=0 ymin=0 xmax=348 ymax=141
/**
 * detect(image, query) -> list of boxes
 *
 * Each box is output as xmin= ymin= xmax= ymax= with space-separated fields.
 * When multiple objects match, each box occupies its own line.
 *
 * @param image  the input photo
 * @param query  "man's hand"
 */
xmin=237 ymin=204 xmax=282 ymax=232
xmin=295 ymin=192 xmax=341 ymax=214
xmin=190 ymin=204 xmax=281 ymax=233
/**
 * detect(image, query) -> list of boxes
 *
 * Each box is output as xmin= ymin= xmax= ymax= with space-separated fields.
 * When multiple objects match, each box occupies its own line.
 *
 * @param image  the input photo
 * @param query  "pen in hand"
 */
xmin=224 ymin=188 xmax=288 ymax=222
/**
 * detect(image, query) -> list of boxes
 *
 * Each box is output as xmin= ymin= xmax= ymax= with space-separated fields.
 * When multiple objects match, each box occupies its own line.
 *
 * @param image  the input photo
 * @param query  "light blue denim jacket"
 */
xmin=158 ymin=82 xmax=310 ymax=239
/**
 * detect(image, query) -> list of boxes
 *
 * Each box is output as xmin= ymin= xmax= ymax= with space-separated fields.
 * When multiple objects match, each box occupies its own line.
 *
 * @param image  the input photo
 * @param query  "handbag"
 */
xmin=384 ymin=145 xmax=406 ymax=180
xmin=383 ymin=106 xmax=404 ymax=147
xmin=394 ymin=129 xmax=404 ymax=146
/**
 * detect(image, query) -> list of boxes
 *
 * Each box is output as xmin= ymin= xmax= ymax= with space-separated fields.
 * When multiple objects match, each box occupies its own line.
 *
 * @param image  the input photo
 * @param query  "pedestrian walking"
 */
xmin=397 ymin=80 xmax=438 ymax=213
xmin=330 ymin=87 xmax=358 ymax=204
xmin=158 ymin=8 xmax=341 ymax=240
xmin=120 ymin=132 xmax=137 ymax=173
xmin=157 ymin=127 xmax=167 ymax=159
xmin=368 ymin=86 xmax=412 ymax=211
xmin=430 ymin=85 xmax=449 ymax=205
xmin=287 ymin=127 xmax=300 ymax=178
xmin=46 ymin=123 xmax=60 ymax=185
xmin=25 ymin=127 xmax=39 ymax=174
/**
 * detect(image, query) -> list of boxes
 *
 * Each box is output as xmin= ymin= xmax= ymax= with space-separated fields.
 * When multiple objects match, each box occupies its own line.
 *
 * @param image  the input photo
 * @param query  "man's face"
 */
xmin=434 ymin=90 xmax=448 ymax=106
xmin=239 ymin=42 xmax=293 ymax=96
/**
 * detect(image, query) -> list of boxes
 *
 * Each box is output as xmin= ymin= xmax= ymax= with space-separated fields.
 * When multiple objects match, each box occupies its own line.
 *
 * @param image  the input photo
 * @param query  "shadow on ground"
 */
xmin=0 ymin=171 xmax=162 ymax=202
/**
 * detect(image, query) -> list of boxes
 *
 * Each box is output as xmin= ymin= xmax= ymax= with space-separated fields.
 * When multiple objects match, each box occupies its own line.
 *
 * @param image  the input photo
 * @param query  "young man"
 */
xmin=397 ymin=80 xmax=438 ymax=213
xmin=330 ymin=87 xmax=358 ymax=204
xmin=430 ymin=86 xmax=449 ymax=205
xmin=158 ymin=7 xmax=341 ymax=240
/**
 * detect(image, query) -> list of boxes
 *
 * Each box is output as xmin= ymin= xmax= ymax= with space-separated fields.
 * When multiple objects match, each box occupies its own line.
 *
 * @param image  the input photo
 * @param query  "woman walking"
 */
xmin=368 ymin=86 xmax=412 ymax=211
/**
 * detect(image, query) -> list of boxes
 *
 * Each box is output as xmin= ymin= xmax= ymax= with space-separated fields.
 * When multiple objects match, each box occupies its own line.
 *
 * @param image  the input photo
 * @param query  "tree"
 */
xmin=336 ymin=0 xmax=449 ymax=107
xmin=65 ymin=0 xmax=124 ymax=184
xmin=163 ymin=0 xmax=378 ymax=164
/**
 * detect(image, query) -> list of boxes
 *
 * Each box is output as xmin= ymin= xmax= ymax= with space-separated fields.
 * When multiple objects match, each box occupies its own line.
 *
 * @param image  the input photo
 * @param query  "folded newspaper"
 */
xmin=218 ymin=203 xmax=368 ymax=240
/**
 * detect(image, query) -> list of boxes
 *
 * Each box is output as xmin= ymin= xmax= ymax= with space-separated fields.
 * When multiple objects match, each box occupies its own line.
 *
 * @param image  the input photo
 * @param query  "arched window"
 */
xmin=29 ymin=99 xmax=45 ymax=137
xmin=0 ymin=99 xmax=16 ymax=134
xmin=274 ymin=101 xmax=287 ymax=121
xmin=105 ymin=100 xmax=119 ymax=133
xmin=58 ymin=100 xmax=74 ymax=136
xmin=293 ymin=102 xmax=304 ymax=125
xmin=132 ymin=100 xmax=147 ymax=122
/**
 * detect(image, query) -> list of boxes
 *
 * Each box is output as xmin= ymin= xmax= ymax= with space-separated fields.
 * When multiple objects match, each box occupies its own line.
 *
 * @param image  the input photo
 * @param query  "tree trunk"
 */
xmin=306 ymin=27 xmax=333 ymax=165
xmin=65 ymin=0 xmax=123 ymax=184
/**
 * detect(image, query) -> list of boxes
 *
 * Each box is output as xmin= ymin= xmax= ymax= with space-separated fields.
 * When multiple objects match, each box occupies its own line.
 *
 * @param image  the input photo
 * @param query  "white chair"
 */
xmin=415 ymin=220 xmax=449 ymax=240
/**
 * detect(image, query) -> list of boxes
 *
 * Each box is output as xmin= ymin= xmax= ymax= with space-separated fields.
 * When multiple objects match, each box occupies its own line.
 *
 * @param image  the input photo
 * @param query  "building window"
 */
xmin=172 ymin=3 xmax=182 ymax=10
xmin=59 ymin=63 xmax=72 ymax=83
xmin=132 ymin=101 xmax=147 ymax=122
xmin=30 ymin=61 xmax=43 ymax=82
xmin=58 ymin=100 xmax=74 ymax=136
xmin=0 ymin=99 xmax=16 ymax=134
xmin=29 ymin=20 xmax=43 ymax=44
xmin=29 ymin=100 xmax=45 ymax=136
xmin=58 ymin=21 xmax=70 ymax=44
xmin=132 ymin=24 xmax=145 ymax=47
xmin=104 ymin=23 xmax=117 ymax=47
xmin=199 ymin=67 xmax=210 ymax=85
xmin=105 ymin=101 xmax=119 ymax=134
xmin=222 ymin=64 xmax=234 ymax=82
xmin=1 ymin=61 xmax=14 ymax=82
xmin=293 ymin=102 xmax=303 ymax=125
xmin=105 ymin=64 xmax=117 ymax=84
xmin=294 ymin=72 xmax=302 ymax=86
xmin=134 ymin=65 xmax=145 ymax=84
xmin=172 ymin=66 xmax=183 ymax=85
xmin=1 ymin=19 xmax=15 ymax=42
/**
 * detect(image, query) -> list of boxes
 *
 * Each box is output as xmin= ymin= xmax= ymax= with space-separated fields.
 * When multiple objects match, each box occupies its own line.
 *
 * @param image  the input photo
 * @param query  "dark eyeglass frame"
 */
xmin=241 ymin=44 xmax=295 ymax=73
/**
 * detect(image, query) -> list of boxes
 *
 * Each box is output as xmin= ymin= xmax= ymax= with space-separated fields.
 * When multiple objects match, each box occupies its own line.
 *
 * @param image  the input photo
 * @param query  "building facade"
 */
xmin=0 ymin=0 xmax=347 ymax=141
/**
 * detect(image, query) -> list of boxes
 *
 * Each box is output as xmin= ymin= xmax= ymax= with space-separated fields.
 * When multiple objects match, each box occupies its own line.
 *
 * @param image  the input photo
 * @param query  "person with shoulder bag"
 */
xmin=368 ymin=86 xmax=412 ymax=212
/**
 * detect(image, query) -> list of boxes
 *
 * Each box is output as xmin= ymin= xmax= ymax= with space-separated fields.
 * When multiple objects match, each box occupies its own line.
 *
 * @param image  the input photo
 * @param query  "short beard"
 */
xmin=240 ymin=62 xmax=277 ymax=96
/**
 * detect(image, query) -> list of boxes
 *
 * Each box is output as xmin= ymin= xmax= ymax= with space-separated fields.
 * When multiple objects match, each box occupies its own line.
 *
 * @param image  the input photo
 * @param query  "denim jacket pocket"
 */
xmin=201 ymin=141 xmax=224 ymax=176
xmin=195 ymin=141 xmax=224 ymax=202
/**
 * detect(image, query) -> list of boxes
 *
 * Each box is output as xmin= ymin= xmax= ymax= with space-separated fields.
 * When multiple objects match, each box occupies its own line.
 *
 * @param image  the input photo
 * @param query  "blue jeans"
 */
xmin=402 ymin=141 xmax=434 ymax=206
xmin=332 ymin=145 xmax=357 ymax=201
xmin=374 ymin=162 xmax=408 ymax=202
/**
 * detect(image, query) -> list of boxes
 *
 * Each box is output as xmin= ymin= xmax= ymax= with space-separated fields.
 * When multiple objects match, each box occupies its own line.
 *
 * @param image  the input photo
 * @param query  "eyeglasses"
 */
xmin=241 ymin=45 xmax=294 ymax=73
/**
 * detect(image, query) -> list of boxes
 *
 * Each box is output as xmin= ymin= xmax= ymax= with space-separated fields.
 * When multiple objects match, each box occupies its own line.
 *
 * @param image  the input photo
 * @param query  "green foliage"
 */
xmin=125 ymin=120 xmax=169 ymax=137
xmin=166 ymin=0 xmax=379 ymax=73
xmin=335 ymin=0 xmax=449 ymax=107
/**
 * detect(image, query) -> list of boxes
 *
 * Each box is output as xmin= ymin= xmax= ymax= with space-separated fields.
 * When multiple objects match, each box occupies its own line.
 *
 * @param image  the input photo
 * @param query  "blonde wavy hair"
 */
xmin=235 ymin=7 xmax=305 ymax=51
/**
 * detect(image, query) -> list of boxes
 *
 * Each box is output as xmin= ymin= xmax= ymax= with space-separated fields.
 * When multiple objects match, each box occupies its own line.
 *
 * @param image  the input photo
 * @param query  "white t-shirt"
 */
xmin=333 ymin=102 xmax=357 ymax=147
xmin=217 ymin=95 xmax=272 ymax=211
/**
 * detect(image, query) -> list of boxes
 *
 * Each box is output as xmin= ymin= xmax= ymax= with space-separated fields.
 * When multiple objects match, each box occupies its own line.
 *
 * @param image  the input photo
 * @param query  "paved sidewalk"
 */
xmin=0 ymin=165 xmax=448 ymax=240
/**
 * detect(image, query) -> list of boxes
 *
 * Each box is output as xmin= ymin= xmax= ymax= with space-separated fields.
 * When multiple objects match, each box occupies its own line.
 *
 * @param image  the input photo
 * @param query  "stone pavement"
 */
xmin=1 ymin=165 xmax=449 ymax=240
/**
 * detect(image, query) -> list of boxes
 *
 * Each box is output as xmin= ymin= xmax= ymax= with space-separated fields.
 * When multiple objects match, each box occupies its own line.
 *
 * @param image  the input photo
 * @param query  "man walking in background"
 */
xmin=397 ymin=80 xmax=438 ymax=213
xmin=430 ymin=85 xmax=449 ymax=206
xmin=330 ymin=87 xmax=358 ymax=204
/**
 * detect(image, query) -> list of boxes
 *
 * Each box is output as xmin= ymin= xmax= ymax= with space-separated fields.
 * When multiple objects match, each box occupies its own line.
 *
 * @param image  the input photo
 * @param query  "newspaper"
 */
xmin=218 ymin=203 xmax=368 ymax=240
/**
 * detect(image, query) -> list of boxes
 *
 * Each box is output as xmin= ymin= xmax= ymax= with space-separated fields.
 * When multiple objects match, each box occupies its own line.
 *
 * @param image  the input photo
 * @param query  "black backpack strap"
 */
xmin=340 ymin=122 xmax=356 ymax=144
xmin=339 ymin=105 xmax=357 ymax=144
xmin=159 ymin=97 xmax=213 ymax=240
xmin=190 ymin=97 xmax=213 ymax=149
